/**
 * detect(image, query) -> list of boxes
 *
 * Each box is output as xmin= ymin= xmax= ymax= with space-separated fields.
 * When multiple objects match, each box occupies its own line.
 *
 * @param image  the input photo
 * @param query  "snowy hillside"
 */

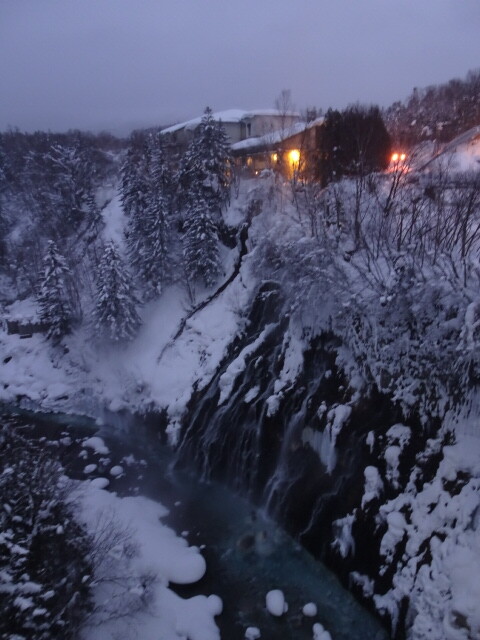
xmin=2 ymin=117 xmax=480 ymax=640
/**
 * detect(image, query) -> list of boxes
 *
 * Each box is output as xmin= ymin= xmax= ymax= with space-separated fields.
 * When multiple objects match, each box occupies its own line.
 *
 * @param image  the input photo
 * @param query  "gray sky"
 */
xmin=1 ymin=0 xmax=479 ymax=134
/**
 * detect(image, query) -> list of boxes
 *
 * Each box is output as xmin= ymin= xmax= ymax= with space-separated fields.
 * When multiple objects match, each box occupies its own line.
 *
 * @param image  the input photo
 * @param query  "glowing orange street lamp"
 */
xmin=391 ymin=152 xmax=407 ymax=163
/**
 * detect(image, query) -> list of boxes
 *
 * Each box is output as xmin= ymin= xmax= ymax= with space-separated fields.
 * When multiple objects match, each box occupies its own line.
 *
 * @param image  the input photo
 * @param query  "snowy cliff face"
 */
xmin=174 ymin=279 xmax=480 ymax=640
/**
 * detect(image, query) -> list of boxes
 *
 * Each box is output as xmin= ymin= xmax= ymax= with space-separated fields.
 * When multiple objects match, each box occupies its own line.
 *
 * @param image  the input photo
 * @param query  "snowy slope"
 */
xmin=0 ymin=179 xmax=262 ymax=428
xmin=79 ymin=483 xmax=221 ymax=640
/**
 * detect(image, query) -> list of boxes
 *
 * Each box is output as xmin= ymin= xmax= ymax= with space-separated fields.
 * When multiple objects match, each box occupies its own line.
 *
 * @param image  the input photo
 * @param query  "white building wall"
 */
xmin=248 ymin=114 xmax=299 ymax=138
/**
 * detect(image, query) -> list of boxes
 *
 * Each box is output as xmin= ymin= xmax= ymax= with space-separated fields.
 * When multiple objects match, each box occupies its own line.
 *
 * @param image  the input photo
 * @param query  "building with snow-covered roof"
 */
xmin=231 ymin=118 xmax=325 ymax=179
xmin=160 ymin=109 xmax=301 ymax=148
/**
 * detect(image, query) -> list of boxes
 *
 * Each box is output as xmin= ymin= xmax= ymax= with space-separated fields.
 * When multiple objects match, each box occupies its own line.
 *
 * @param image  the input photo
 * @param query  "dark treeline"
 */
xmin=384 ymin=68 xmax=480 ymax=146
xmin=316 ymin=105 xmax=392 ymax=187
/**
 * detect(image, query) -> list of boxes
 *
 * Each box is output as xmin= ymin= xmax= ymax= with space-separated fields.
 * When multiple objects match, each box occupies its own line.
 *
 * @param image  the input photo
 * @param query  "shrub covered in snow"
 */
xmin=253 ymin=168 xmax=480 ymax=418
xmin=0 ymin=423 xmax=93 ymax=638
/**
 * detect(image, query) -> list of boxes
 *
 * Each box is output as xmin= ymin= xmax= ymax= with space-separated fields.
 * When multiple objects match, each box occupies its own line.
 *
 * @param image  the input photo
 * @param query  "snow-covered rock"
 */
xmin=90 ymin=477 xmax=109 ymax=489
xmin=265 ymin=589 xmax=288 ymax=616
xmin=312 ymin=622 xmax=332 ymax=640
xmin=109 ymin=465 xmax=124 ymax=477
xmin=362 ymin=466 xmax=383 ymax=507
xmin=83 ymin=437 xmax=110 ymax=455
xmin=332 ymin=513 xmax=356 ymax=558
xmin=302 ymin=602 xmax=318 ymax=617
xmin=83 ymin=464 xmax=97 ymax=474
xmin=206 ymin=594 xmax=223 ymax=616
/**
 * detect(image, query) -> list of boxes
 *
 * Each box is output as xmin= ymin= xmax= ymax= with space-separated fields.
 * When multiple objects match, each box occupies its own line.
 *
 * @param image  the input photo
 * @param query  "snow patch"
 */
xmin=332 ymin=513 xmax=356 ymax=558
xmin=243 ymin=386 xmax=260 ymax=404
xmin=83 ymin=437 xmax=109 ymax=455
xmin=302 ymin=426 xmax=337 ymax=473
xmin=362 ymin=466 xmax=383 ymax=507
xmin=218 ymin=324 xmax=276 ymax=405
xmin=79 ymin=485 xmax=219 ymax=640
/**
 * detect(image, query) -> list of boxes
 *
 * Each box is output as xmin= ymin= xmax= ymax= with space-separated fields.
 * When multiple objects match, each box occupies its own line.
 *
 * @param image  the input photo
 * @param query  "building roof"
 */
xmin=231 ymin=117 xmax=324 ymax=153
xmin=160 ymin=108 xmax=301 ymax=135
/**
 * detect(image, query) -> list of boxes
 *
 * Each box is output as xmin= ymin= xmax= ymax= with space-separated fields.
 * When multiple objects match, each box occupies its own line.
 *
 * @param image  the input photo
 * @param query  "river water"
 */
xmin=2 ymin=407 xmax=389 ymax=640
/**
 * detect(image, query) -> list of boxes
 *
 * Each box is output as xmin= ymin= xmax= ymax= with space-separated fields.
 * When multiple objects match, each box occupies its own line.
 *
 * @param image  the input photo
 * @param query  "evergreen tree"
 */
xmin=48 ymin=142 xmax=98 ymax=230
xmin=122 ymin=132 xmax=175 ymax=300
xmin=25 ymin=142 xmax=99 ymax=238
xmin=0 ymin=138 xmax=10 ymax=263
xmin=120 ymin=134 xmax=151 ymax=219
xmin=317 ymin=105 xmax=391 ymax=186
xmin=139 ymin=133 xmax=174 ymax=298
xmin=149 ymin=132 xmax=175 ymax=207
xmin=178 ymin=107 xmax=233 ymax=215
xmin=122 ymin=138 xmax=153 ymax=284
xmin=37 ymin=241 xmax=74 ymax=342
xmin=182 ymin=187 xmax=221 ymax=288
xmin=142 ymin=191 xmax=172 ymax=298
xmin=95 ymin=241 xmax=141 ymax=342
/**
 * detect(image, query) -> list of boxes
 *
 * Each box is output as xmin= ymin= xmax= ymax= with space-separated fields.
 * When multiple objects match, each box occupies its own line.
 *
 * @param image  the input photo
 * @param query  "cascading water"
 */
xmin=176 ymin=281 xmax=289 ymax=499
xmin=173 ymin=277 xmax=437 ymax=637
xmin=174 ymin=280 xmax=385 ymax=546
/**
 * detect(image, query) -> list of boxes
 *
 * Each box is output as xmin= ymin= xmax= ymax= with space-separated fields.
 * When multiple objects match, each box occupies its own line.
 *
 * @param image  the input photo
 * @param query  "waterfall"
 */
xmin=174 ymin=280 xmax=381 ymax=551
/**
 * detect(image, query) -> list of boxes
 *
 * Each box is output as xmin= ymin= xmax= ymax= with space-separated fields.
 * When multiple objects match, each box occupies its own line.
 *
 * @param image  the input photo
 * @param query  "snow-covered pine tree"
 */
xmin=149 ymin=132 xmax=175 ymax=208
xmin=178 ymin=107 xmax=233 ymax=215
xmin=132 ymin=133 xmax=175 ymax=298
xmin=95 ymin=241 xmax=141 ymax=342
xmin=122 ymin=133 xmax=177 ymax=300
xmin=120 ymin=136 xmax=150 ymax=219
xmin=122 ymin=138 xmax=154 ymax=291
xmin=141 ymin=190 xmax=172 ymax=298
xmin=0 ymin=139 xmax=9 ymax=263
xmin=182 ymin=186 xmax=221 ymax=288
xmin=29 ymin=142 xmax=100 ymax=238
xmin=37 ymin=241 xmax=74 ymax=342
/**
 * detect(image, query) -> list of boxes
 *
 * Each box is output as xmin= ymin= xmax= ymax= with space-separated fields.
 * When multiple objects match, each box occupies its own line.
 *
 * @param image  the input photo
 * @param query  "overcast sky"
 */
xmin=1 ymin=0 xmax=479 ymax=134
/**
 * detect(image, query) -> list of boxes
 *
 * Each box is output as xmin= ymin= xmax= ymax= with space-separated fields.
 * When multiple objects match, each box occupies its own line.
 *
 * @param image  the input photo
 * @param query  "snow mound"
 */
xmin=303 ymin=602 xmax=318 ymax=617
xmin=206 ymin=594 xmax=223 ymax=616
xmin=83 ymin=464 xmax=97 ymax=474
xmin=79 ymin=485 xmax=217 ymax=640
xmin=265 ymin=589 xmax=288 ymax=616
xmin=109 ymin=465 xmax=124 ymax=477
xmin=362 ymin=466 xmax=383 ymax=507
xmin=90 ymin=477 xmax=109 ymax=489
xmin=83 ymin=436 xmax=110 ymax=455
xmin=313 ymin=622 xmax=332 ymax=640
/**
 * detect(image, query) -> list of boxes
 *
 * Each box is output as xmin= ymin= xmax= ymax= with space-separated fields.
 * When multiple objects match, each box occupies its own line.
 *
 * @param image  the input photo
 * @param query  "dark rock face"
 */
xmin=175 ymin=282 xmax=444 ymax=638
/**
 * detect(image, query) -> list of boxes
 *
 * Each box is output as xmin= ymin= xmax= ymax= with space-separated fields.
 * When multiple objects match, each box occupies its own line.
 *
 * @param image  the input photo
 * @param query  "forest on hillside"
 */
xmin=0 ymin=109 xmax=234 ymax=344
xmin=384 ymin=68 xmax=480 ymax=145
